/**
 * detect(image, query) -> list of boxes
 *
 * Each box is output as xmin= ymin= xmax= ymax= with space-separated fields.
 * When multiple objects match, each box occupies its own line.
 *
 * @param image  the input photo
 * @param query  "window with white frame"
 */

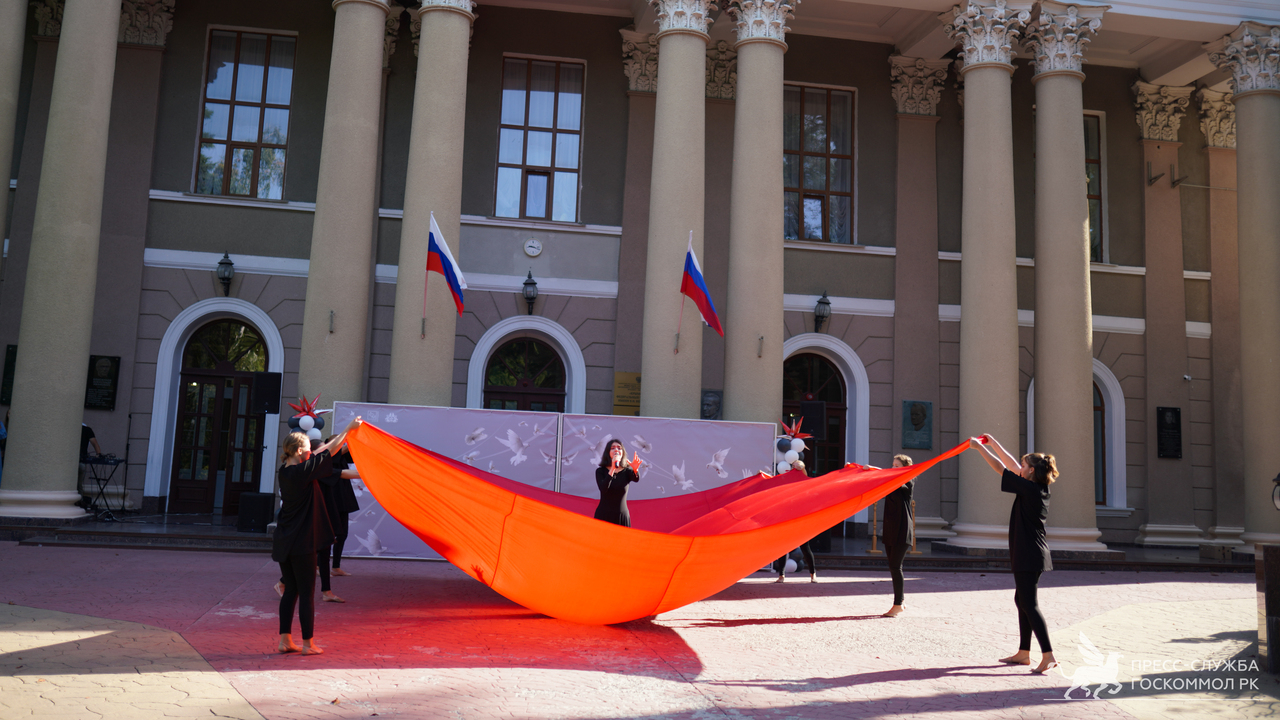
xmin=1084 ymin=112 xmax=1107 ymax=262
xmin=494 ymin=57 xmax=584 ymax=222
xmin=195 ymin=30 xmax=296 ymax=200
xmin=783 ymin=85 xmax=855 ymax=244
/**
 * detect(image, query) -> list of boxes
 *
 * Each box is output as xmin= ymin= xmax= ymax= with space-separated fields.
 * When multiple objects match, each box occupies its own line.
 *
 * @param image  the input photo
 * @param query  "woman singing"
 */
xmin=594 ymin=438 xmax=644 ymax=527
xmin=969 ymin=433 xmax=1058 ymax=673
xmin=881 ymin=454 xmax=915 ymax=617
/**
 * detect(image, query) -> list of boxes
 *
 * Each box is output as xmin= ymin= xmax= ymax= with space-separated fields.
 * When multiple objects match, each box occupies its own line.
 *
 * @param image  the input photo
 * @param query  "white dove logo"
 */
xmin=464 ymin=428 xmax=488 ymax=445
xmin=497 ymin=429 xmax=529 ymax=465
xmin=706 ymin=448 xmax=730 ymax=478
xmin=1058 ymin=632 xmax=1123 ymax=700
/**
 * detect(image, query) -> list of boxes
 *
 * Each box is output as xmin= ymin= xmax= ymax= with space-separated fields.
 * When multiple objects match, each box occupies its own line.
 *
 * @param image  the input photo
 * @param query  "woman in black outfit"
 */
xmin=969 ymin=433 xmax=1057 ymax=673
xmin=273 ymin=418 xmax=360 ymax=655
xmin=882 ymin=454 xmax=915 ymax=617
xmin=317 ymin=445 xmax=362 ymax=602
xmin=594 ymin=438 xmax=643 ymax=526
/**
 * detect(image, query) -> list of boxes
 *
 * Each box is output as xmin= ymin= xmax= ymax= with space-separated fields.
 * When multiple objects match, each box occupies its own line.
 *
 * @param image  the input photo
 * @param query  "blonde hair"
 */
xmin=1022 ymin=453 xmax=1059 ymax=485
xmin=892 ymin=454 xmax=914 ymax=467
xmin=281 ymin=431 xmax=309 ymax=463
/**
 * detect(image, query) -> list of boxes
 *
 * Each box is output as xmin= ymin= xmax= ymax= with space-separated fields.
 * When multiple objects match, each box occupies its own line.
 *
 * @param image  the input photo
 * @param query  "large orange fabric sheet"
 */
xmin=345 ymin=422 xmax=970 ymax=625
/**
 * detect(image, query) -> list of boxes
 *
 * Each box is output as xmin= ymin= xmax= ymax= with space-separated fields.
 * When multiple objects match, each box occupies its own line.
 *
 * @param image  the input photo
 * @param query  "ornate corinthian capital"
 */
xmin=941 ymin=0 xmax=1032 ymax=72
xmin=1023 ymin=1 xmax=1106 ymax=77
xmin=1197 ymin=88 xmax=1236 ymax=149
xmin=651 ymin=0 xmax=717 ymax=39
xmin=119 ymin=0 xmax=176 ymax=46
xmin=1132 ymin=81 xmax=1192 ymax=142
xmin=621 ymin=29 xmax=660 ymax=92
xmin=890 ymin=56 xmax=951 ymax=115
xmin=409 ymin=0 xmax=475 ymax=56
xmin=706 ymin=40 xmax=736 ymax=99
xmin=1205 ymin=21 xmax=1280 ymax=97
xmin=384 ymin=6 xmax=402 ymax=68
xmin=31 ymin=0 xmax=62 ymax=38
xmin=727 ymin=0 xmax=795 ymax=48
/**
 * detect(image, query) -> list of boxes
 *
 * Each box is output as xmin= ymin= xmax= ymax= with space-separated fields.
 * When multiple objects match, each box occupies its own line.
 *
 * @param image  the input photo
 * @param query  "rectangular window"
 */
xmin=784 ymin=85 xmax=854 ymax=244
xmin=494 ymin=57 xmax=584 ymax=222
xmin=1084 ymin=113 xmax=1105 ymax=262
xmin=196 ymin=30 xmax=296 ymax=200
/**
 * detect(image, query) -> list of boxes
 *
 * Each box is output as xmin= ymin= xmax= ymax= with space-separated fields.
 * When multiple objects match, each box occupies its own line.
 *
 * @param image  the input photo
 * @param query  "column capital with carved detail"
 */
xmin=1023 ymin=0 xmax=1106 ymax=80
xmin=651 ymin=0 xmax=717 ymax=41
xmin=890 ymin=56 xmax=950 ymax=116
xmin=1197 ymin=88 xmax=1235 ymax=150
xmin=383 ymin=3 xmax=402 ymax=68
xmin=31 ymin=0 xmax=62 ymax=38
xmin=706 ymin=39 xmax=736 ymax=99
xmin=410 ymin=0 xmax=475 ymax=57
xmin=621 ymin=28 xmax=659 ymax=92
xmin=119 ymin=0 xmax=175 ymax=46
xmin=941 ymin=0 xmax=1033 ymax=75
xmin=1132 ymin=81 xmax=1192 ymax=142
xmin=727 ymin=0 xmax=795 ymax=49
xmin=1205 ymin=21 xmax=1280 ymax=99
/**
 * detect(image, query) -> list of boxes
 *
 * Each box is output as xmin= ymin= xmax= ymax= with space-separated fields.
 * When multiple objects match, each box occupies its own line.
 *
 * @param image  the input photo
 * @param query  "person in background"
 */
xmin=881 ymin=454 xmax=915 ymax=617
xmin=318 ymin=441 xmax=362 ymax=597
xmin=77 ymin=422 xmax=104 ymax=503
xmin=774 ymin=460 xmax=817 ymax=584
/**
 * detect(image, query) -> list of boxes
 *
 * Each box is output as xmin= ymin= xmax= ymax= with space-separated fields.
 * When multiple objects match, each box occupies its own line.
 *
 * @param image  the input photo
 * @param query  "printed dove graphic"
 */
xmin=464 ymin=428 xmax=488 ymax=445
xmin=561 ymin=451 xmax=579 ymax=466
xmin=630 ymin=435 xmax=653 ymax=453
xmin=672 ymin=461 xmax=697 ymax=492
xmin=460 ymin=450 xmax=480 ymax=464
xmin=589 ymin=434 xmax=614 ymax=455
xmin=540 ymin=449 xmax=557 ymax=465
xmin=356 ymin=529 xmax=392 ymax=556
xmin=707 ymin=448 xmax=730 ymax=478
xmin=498 ymin=429 xmax=529 ymax=465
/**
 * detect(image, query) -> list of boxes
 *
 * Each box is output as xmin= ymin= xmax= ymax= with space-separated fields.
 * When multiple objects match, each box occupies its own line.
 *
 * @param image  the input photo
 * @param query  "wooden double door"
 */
xmin=168 ymin=373 xmax=264 ymax=515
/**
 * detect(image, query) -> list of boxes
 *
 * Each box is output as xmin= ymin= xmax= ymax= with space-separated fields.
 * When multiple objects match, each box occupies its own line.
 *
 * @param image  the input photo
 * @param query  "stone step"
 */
xmin=814 ymin=553 xmax=1253 ymax=574
xmin=18 ymin=530 xmax=271 ymax=553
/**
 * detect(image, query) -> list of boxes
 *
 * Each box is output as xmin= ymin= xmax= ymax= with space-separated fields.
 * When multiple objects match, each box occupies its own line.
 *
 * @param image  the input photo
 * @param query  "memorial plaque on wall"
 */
xmin=0 ymin=345 xmax=15 ymax=405
xmin=902 ymin=400 xmax=932 ymax=450
xmin=1156 ymin=406 xmax=1182 ymax=459
xmin=84 ymin=355 xmax=121 ymax=411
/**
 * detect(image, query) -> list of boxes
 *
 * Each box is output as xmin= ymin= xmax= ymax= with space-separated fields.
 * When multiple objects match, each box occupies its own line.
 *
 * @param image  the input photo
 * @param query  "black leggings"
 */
xmin=1013 ymin=571 xmax=1052 ymax=653
xmin=317 ymin=544 xmax=332 ymax=592
xmin=884 ymin=540 xmax=908 ymax=605
xmin=279 ymin=552 xmax=317 ymax=639
xmin=774 ymin=542 xmax=816 ymax=575
xmin=331 ymin=512 xmax=349 ymax=569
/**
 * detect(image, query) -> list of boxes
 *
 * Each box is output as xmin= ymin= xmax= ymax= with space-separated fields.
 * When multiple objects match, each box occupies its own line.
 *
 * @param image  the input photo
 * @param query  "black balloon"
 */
xmin=314 ymin=415 xmax=326 ymax=431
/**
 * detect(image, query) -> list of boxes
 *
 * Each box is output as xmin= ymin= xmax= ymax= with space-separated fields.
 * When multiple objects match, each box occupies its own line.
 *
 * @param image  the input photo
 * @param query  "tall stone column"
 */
xmin=0 ymin=0 xmax=26 ymax=240
xmin=638 ymin=0 xmax=715 ymax=419
xmin=722 ymin=0 xmax=793 ymax=424
xmin=298 ymin=0 xmax=391 ymax=410
xmin=888 ymin=56 xmax=950 ymax=538
xmin=942 ymin=0 xmax=1032 ymax=550
xmin=0 ymin=0 xmax=121 ymax=518
xmin=1131 ymin=81 xmax=1200 ymax=546
xmin=387 ymin=0 xmax=475 ymax=406
xmin=1024 ymin=1 xmax=1109 ymax=551
xmin=1207 ymin=23 xmax=1280 ymax=546
xmin=1197 ymin=88 xmax=1244 ymax=548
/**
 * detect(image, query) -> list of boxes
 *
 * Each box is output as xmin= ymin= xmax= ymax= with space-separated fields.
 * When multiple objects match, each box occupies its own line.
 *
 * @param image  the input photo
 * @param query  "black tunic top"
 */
xmin=272 ymin=452 xmax=335 ymax=562
xmin=1002 ymin=469 xmax=1052 ymax=572
xmin=881 ymin=480 xmax=914 ymax=547
xmin=318 ymin=449 xmax=360 ymax=529
xmin=594 ymin=466 xmax=639 ymax=527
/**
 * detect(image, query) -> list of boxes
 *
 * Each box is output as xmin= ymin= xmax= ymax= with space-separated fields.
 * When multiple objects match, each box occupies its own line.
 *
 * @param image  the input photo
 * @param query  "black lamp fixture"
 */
xmin=814 ymin=292 xmax=831 ymax=334
xmin=216 ymin=253 xmax=235 ymax=296
xmin=522 ymin=270 xmax=538 ymax=315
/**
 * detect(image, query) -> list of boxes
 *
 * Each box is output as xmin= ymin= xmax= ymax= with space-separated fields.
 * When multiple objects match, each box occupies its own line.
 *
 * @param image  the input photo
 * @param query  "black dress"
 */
xmin=881 ymin=480 xmax=914 ymax=547
xmin=272 ymin=452 xmax=336 ymax=563
xmin=319 ymin=449 xmax=360 ymax=538
xmin=594 ymin=466 xmax=639 ymax=527
xmin=1001 ymin=469 xmax=1052 ymax=572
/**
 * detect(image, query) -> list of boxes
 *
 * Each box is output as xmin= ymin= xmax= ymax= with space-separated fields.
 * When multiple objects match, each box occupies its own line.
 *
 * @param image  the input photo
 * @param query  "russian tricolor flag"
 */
xmin=679 ymin=233 xmax=723 ymax=337
xmin=426 ymin=212 xmax=467 ymax=316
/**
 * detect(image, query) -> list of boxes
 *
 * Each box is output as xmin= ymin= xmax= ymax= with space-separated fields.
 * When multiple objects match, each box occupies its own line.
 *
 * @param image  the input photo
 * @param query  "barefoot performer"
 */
xmin=594 ymin=438 xmax=644 ymax=527
xmin=969 ymin=433 xmax=1058 ymax=673
xmin=273 ymin=417 xmax=362 ymax=655
xmin=882 ymin=454 xmax=915 ymax=617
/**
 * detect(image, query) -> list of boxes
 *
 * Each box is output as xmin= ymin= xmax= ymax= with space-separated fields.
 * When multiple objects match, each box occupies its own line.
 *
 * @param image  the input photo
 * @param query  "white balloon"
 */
xmin=307 ymin=427 xmax=322 ymax=441
xmin=298 ymin=415 xmax=315 ymax=431
xmin=790 ymin=438 xmax=806 ymax=453
xmin=784 ymin=450 xmax=799 ymax=464
xmin=776 ymin=461 xmax=792 ymax=473
xmin=784 ymin=558 xmax=797 ymax=574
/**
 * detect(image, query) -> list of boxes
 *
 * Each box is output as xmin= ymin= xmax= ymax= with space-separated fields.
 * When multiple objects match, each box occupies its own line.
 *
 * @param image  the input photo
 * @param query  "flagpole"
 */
xmin=675 ymin=230 xmax=693 ymax=355
xmin=422 ymin=211 xmax=433 ymax=338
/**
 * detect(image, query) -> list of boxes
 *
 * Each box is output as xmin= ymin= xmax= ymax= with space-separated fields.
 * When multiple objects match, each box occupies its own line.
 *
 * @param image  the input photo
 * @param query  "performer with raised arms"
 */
xmin=594 ymin=438 xmax=644 ymax=527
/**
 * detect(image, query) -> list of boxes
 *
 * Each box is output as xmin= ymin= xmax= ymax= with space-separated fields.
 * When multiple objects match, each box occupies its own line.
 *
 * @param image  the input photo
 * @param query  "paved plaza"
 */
xmin=1 ymin=542 xmax=1275 ymax=719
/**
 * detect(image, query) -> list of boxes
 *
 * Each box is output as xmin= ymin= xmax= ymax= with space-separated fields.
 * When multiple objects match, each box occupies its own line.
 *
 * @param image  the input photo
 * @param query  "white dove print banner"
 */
xmin=330 ymin=402 xmax=774 ymax=559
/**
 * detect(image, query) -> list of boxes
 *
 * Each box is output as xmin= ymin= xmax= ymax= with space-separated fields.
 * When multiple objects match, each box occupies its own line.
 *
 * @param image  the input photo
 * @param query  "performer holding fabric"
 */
xmin=594 ymin=438 xmax=643 ymax=527
xmin=273 ymin=418 xmax=360 ymax=655
xmin=318 ymin=445 xmax=362 ymax=598
xmin=881 ymin=454 xmax=915 ymax=616
xmin=969 ymin=433 xmax=1058 ymax=673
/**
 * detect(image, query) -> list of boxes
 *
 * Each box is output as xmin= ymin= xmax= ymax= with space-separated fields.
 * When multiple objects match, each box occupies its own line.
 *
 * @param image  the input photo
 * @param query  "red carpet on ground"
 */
xmin=345 ymin=422 xmax=969 ymax=625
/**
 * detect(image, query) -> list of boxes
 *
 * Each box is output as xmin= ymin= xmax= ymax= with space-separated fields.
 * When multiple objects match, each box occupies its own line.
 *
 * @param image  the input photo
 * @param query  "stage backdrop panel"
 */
xmin=329 ymin=403 xmax=775 ymax=560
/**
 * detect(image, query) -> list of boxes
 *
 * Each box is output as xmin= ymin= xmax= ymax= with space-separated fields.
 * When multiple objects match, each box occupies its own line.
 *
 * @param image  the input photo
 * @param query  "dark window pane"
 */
xmin=525 ymin=173 xmax=548 ymax=218
xmin=231 ymin=105 xmax=260 ymax=143
xmin=495 ymin=167 xmax=521 ymax=217
xmin=830 ymin=91 xmax=853 ymax=154
xmin=783 ymin=86 xmax=801 ymax=151
xmin=557 ymin=64 xmax=583 ymax=130
xmin=195 ymin=449 xmax=210 ymax=480
xmin=829 ymin=195 xmax=851 ymax=244
xmin=783 ymin=154 xmax=799 ymax=188
xmin=196 ymin=143 xmax=225 ymax=194
xmin=501 ymin=59 xmax=528 ymax=125
xmin=201 ymin=384 xmax=217 ymax=413
xmin=504 ymin=400 xmax=517 ymax=410
xmin=528 ymin=62 xmax=556 ymax=128
xmin=526 ymin=130 xmax=552 ymax=167
xmin=830 ymin=158 xmax=851 ymax=192
xmin=235 ymin=34 xmax=268 ymax=102
xmin=803 ymin=88 xmax=827 ymax=152
xmin=198 ymin=417 xmax=213 ymax=447
xmin=784 ymin=191 xmax=800 ymax=240
xmin=178 ymin=450 xmax=192 ymax=480
xmin=202 ymin=103 xmax=230 ymax=140
xmin=803 ymin=196 xmax=824 ymax=240
xmin=184 ymin=382 xmax=199 ymax=411
xmin=1088 ymin=199 xmax=1103 ymax=262
xmin=229 ymin=148 xmax=255 ymax=195
xmin=258 ymin=148 xmax=285 ymax=200
xmin=498 ymin=128 xmax=523 ymax=164
xmin=1086 ymin=163 xmax=1100 ymax=196
xmin=262 ymin=108 xmax=288 ymax=144
xmin=1084 ymin=115 xmax=1100 ymax=160
xmin=182 ymin=417 xmax=196 ymax=446
xmin=265 ymin=37 xmax=295 ymax=105
xmin=803 ymin=156 xmax=826 ymax=190
xmin=206 ymin=31 xmax=236 ymax=100
xmin=552 ymin=172 xmax=577 ymax=222
xmin=555 ymin=133 xmax=579 ymax=169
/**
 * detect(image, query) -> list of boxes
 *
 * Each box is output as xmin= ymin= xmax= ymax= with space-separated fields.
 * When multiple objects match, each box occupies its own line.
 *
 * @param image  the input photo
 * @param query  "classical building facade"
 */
xmin=1 ymin=0 xmax=1278 ymax=553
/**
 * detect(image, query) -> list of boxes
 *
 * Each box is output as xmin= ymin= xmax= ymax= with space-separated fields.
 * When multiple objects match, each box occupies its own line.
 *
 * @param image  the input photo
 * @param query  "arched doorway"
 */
xmin=782 ymin=353 xmax=848 ymax=477
xmin=168 ymin=319 xmax=268 ymax=515
xmin=483 ymin=337 xmax=566 ymax=412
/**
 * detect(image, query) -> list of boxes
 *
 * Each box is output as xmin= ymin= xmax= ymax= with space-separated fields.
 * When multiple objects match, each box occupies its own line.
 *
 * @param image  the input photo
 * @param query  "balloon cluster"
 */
xmin=774 ymin=417 xmax=812 ymax=474
xmin=287 ymin=393 xmax=331 ymax=441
